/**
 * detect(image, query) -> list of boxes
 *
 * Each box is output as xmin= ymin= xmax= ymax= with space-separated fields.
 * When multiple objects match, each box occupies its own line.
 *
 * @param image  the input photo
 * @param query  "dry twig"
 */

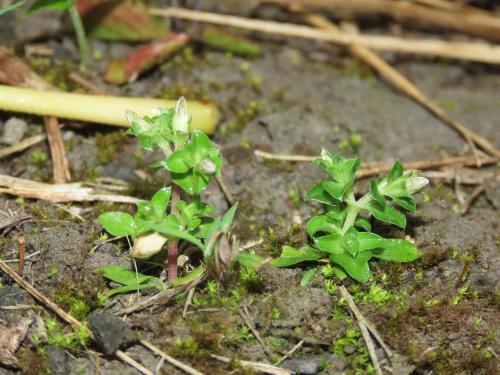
xmin=239 ymin=306 xmax=274 ymax=361
xmin=274 ymin=339 xmax=304 ymax=366
xmin=210 ymin=354 xmax=292 ymax=375
xmin=152 ymin=7 xmax=500 ymax=65
xmin=0 ymin=134 xmax=47 ymax=159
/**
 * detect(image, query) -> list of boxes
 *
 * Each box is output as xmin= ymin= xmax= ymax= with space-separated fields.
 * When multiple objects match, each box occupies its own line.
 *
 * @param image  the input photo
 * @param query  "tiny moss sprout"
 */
xmin=272 ymin=150 xmax=428 ymax=283
xmin=98 ymin=98 xmax=261 ymax=282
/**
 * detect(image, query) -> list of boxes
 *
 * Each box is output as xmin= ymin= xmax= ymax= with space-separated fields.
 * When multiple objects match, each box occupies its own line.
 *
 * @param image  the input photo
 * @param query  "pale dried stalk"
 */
xmin=140 ymin=340 xmax=205 ymax=375
xmin=265 ymin=0 xmax=500 ymax=42
xmin=299 ymin=12 xmax=499 ymax=158
xmin=0 ymin=260 xmax=154 ymax=375
xmin=0 ymin=174 xmax=140 ymax=203
xmin=151 ymin=7 xmax=500 ymax=64
xmin=210 ymin=354 xmax=292 ymax=375
xmin=0 ymin=134 xmax=47 ymax=159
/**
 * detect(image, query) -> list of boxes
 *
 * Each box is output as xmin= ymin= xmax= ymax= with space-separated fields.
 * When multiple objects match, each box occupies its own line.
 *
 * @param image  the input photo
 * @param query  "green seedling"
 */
xmin=96 ymin=265 xmax=165 ymax=297
xmin=272 ymin=150 xmax=427 ymax=282
xmin=98 ymin=98 xmax=261 ymax=281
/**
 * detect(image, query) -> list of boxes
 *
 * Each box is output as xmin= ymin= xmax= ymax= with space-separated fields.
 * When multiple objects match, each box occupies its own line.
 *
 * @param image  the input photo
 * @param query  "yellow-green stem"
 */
xmin=0 ymin=85 xmax=219 ymax=134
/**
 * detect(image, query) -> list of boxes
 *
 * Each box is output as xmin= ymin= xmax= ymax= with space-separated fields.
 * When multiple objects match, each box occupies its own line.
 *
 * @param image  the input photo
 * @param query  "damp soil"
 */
xmin=0 ymin=5 xmax=499 ymax=375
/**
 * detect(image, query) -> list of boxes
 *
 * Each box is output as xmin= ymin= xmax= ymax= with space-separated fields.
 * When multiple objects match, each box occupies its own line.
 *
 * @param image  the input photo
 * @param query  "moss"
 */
xmin=261 ymin=224 xmax=307 ymax=257
xmin=18 ymin=347 xmax=50 ymax=375
xmin=95 ymin=131 xmax=124 ymax=165
xmin=221 ymin=100 xmax=264 ymax=135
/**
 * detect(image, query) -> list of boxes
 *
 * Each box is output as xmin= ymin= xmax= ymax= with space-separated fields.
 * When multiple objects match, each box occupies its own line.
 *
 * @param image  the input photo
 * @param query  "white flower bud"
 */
xmin=199 ymin=159 xmax=217 ymax=174
xmin=173 ymin=97 xmax=189 ymax=133
xmin=406 ymin=176 xmax=429 ymax=193
xmin=125 ymin=110 xmax=151 ymax=132
xmin=131 ymin=232 xmax=167 ymax=259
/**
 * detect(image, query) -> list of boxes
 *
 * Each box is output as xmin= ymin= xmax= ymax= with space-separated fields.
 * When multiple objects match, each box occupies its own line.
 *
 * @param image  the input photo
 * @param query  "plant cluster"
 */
xmin=272 ymin=150 xmax=427 ymax=282
xmin=98 ymin=98 xmax=260 ymax=283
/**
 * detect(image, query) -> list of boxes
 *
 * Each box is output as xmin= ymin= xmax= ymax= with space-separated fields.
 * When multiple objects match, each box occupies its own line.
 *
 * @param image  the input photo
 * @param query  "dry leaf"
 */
xmin=0 ymin=318 xmax=32 ymax=368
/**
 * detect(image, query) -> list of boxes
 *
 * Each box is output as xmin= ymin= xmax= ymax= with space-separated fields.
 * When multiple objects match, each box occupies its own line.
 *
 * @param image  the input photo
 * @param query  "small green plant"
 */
xmin=272 ymin=150 xmax=427 ymax=282
xmin=98 ymin=98 xmax=261 ymax=282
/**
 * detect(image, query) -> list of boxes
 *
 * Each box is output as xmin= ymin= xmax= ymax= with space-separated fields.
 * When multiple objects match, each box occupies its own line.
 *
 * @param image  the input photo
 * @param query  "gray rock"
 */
xmin=87 ymin=312 xmax=137 ymax=356
xmin=2 ymin=118 xmax=27 ymax=145
xmin=0 ymin=285 xmax=34 ymax=322
xmin=46 ymin=345 xmax=70 ymax=375
xmin=281 ymin=355 xmax=333 ymax=375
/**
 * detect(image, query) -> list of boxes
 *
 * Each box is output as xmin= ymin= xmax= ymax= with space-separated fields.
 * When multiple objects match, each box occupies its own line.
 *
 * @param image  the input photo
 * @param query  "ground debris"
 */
xmin=0 ymin=317 xmax=32 ymax=368
xmin=87 ymin=312 xmax=137 ymax=356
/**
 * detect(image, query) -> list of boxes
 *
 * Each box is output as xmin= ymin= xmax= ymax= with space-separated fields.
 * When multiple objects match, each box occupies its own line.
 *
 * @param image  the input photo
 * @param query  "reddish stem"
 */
xmin=167 ymin=184 xmax=181 ymax=280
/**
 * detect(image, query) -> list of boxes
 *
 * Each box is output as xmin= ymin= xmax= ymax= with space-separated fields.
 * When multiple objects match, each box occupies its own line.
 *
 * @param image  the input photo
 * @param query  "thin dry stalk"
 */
xmin=339 ymin=285 xmax=393 ymax=358
xmin=0 ymin=174 xmax=140 ymax=203
xmin=265 ymin=0 xmax=500 ymax=42
xmin=274 ymin=339 xmax=304 ymax=365
xmin=182 ymin=287 xmax=195 ymax=318
xmin=239 ymin=306 xmax=274 ymax=361
xmin=17 ymin=236 xmax=25 ymax=275
xmin=210 ymin=354 xmax=292 ymax=375
xmin=152 ymin=7 xmax=500 ymax=64
xmin=298 ymin=11 xmax=499 ymax=158
xmin=459 ymin=183 xmax=488 ymax=215
xmin=68 ymin=71 xmax=107 ymax=95
xmin=43 ymin=116 xmax=71 ymax=183
xmin=0 ymin=260 xmax=154 ymax=375
xmin=215 ymin=175 xmax=235 ymax=205
xmin=140 ymin=339 xmax=205 ymax=375
xmin=358 ymin=319 xmax=383 ymax=375
xmin=0 ymin=134 xmax=47 ymax=159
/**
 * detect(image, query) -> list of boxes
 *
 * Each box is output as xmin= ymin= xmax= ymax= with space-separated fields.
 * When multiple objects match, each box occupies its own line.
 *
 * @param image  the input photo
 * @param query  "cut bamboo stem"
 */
xmin=151 ymin=7 xmax=500 ymax=65
xmin=0 ymin=85 xmax=220 ymax=134
xmin=298 ymin=12 xmax=499 ymax=158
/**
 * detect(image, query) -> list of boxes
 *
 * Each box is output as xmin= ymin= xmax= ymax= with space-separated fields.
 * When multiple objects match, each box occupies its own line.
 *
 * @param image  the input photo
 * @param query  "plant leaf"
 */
xmin=0 ymin=1 xmax=25 ymax=16
xmin=371 ymin=239 xmax=421 ymax=262
xmin=370 ymin=180 xmax=386 ymax=207
xmin=387 ymin=160 xmax=403 ymax=182
xmin=147 ymin=223 xmax=204 ymax=250
xmin=354 ymin=216 xmax=371 ymax=232
xmin=358 ymin=232 xmax=384 ymax=252
xmin=271 ymin=245 xmax=324 ymax=267
xmin=234 ymin=252 xmax=264 ymax=269
xmin=28 ymin=0 xmax=74 ymax=13
xmin=150 ymin=187 xmax=171 ymax=218
xmin=305 ymin=183 xmax=340 ymax=206
xmin=169 ymin=265 xmax=206 ymax=287
xmin=98 ymin=211 xmax=135 ymax=237
xmin=306 ymin=215 xmax=340 ymax=237
xmin=166 ymin=149 xmax=191 ymax=173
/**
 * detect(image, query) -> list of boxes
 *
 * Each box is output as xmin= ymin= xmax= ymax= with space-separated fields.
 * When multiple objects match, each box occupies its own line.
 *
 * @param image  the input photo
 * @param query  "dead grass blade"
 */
xmin=152 ymin=7 xmax=500 ymax=65
xmin=210 ymin=354 xmax=292 ymax=375
xmin=0 ymin=134 xmax=47 ymax=159
xmin=0 ymin=174 xmax=140 ymax=203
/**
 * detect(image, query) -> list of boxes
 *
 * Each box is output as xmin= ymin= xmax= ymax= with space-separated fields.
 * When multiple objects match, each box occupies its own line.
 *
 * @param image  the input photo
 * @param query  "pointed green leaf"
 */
xmin=370 ymin=180 xmax=386 ymax=207
xmin=147 ymin=223 xmax=204 ymax=250
xmin=358 ymin=232 xmax=384 ymax=252
xmin=0 ymin=1 xmax=25 ymax=16
xmin=166 ymin=149 xmax=190 ymax=173
xmin=151 ymin=187 xmax=171 ymax=218
xmin=306 ymin=215 xmax=340 ymax=237
xmin=387 ymin=160 xmax=403 ymax=182
xmin=234 ymin=252 xmax=264 ymax=269
xmin=364 ymin=201 xmax=406 ymax=229
xmin=354 ymin=217 xmax=371 ymax=232
xmin=305 ymin=183 xmax=340 ymax=206
xmin=28 ymin=0 xmax=74 ymax=13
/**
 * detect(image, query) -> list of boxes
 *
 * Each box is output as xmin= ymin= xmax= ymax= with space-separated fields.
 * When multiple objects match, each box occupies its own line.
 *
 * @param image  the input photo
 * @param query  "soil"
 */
xmin=0 ymin=3 xmax=499 ymax=375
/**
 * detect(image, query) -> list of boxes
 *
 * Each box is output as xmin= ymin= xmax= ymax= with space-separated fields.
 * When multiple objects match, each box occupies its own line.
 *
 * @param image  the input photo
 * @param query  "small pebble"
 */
xmin=2 ymin=117 xmax=27 ymax=145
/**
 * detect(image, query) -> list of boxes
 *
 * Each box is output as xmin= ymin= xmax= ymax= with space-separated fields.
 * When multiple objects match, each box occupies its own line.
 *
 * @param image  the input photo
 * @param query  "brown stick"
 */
xmin=264 ymin=0 xmax=500 ymax=42
xmin=17 ymin=236 xmax=25 ymax=275
xmin=0 ymin=47 xmax=71 ymax=183
xmin=152 ymin=7 xmax=500 ymax=65
xmin=298 ymin=12 xmax=499 ymax=158
xmin=0 ymin=260 xmax=153 ymax=375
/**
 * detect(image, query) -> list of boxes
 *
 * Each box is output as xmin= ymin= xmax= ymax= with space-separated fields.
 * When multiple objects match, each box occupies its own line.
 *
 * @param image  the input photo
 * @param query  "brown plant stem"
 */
xmin=167 ymin=184 xmax=181 ymax=280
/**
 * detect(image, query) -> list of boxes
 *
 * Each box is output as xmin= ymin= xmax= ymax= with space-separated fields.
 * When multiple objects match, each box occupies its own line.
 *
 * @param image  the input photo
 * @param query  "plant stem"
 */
xmin=68 ymin=5 xmax=89 ymax=70
xmin=341 ymin=191 xmax=372 ymax=235
xmin=167 ymin=184 xmax=181 ymax=280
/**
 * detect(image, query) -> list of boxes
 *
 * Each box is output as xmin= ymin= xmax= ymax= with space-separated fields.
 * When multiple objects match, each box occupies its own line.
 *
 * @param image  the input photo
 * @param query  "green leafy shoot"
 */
xmin=272 ymin=150 xmax=428 ymax=282
xmin=96 ymin=265 xmax=165 ymax=297
xmin=0 ymin=1 xmax=25 ymax=16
